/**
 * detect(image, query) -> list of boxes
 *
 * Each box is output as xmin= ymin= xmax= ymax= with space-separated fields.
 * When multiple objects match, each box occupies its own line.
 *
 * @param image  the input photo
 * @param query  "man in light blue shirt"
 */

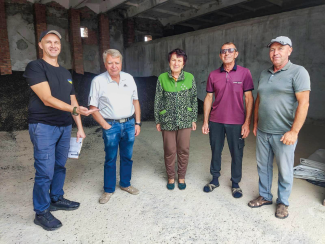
xmin=248 ymin=37 xmax=310 ymax=219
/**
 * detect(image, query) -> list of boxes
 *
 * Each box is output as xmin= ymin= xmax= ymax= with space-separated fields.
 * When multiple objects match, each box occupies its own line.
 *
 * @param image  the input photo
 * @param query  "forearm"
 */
xmin=71 ymin=98 xmax=83 ymax=130
xmin=154 ymin=80 xmax=162 ymax=124
xmin=89 ymin=106 xmax=108 ymax=128
xmin=203 ymin=95 xmax=213 ymax=124
xmin=45 ymin=96 xmax=74 ymax=113
xmin=133 ymin=100 xmax=141 ymax=123
xmin=244 ymin=95 xmax=253 ymax=125
xmin=291 ymin=102 xmax=309 ymax=133
xmin=254 ymin=95 xmax=260 ymax=127
xmin=191 ymin=78 xmax=198 ymax=122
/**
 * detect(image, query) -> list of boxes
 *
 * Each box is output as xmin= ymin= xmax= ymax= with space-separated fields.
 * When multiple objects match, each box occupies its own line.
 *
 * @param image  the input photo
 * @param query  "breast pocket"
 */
xmin=232 ymin=81 xmax=243 ymax=93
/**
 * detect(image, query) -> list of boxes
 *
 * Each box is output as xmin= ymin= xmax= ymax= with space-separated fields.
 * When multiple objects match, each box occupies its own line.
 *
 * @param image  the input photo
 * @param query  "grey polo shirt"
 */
xmin=257 ymin=61 xmax=311 ymax=134
xmin=88 ymin=71 xmax=138 ymax=119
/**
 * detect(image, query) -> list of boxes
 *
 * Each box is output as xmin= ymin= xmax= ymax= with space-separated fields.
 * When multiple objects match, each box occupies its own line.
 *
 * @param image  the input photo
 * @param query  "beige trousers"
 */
xmin=162 ymin=128 xmax=191 ymax=179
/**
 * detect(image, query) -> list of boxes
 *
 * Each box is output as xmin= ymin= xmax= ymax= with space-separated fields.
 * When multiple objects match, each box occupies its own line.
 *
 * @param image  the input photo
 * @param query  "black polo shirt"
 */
xmin=23 ymin=59 xmax=75 ymax=126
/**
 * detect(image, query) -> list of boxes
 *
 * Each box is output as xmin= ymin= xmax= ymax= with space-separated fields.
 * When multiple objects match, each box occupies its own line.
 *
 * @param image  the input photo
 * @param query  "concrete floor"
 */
xmin=0 ymin=116 xmax=325 ymax=243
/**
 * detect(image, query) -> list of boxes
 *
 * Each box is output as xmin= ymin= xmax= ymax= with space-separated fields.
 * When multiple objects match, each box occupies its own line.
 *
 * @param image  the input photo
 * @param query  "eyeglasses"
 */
xmin=220 ymin=48 xmax=237 ymax=54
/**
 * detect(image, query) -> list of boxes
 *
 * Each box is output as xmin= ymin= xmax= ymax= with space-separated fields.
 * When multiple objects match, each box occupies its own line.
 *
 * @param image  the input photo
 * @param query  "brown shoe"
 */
xmin=275 ymin=203 xmax=289 ymax=219
xmin=120 ymin=186 xmax=139 ymax=195
xmin=248 ymin=196 xmax=272 ymax=208
xmin=99 ymin=192 xmax=114 ymax=204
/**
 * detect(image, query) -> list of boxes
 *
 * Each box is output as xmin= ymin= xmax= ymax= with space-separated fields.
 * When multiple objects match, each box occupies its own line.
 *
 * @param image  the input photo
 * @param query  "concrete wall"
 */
xmin=124 ymin=5 xmax=325 ymax=122
xmin=46 ymin=3 xmax=72 ymax=69
xmin=6 ymin=2 xmax=36 ymax=71
xmin=80 ymin=9 xmax=100 ymax=74
xmin=108 ymin=10 xmax=124 ymax=57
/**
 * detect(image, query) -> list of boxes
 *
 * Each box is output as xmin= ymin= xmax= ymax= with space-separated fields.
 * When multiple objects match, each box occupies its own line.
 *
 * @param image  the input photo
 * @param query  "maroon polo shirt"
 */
xmin=206 ymin=64 xmax=254 ymax=125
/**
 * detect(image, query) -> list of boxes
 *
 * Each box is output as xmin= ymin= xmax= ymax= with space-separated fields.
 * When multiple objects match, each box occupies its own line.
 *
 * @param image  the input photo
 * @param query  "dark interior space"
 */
xmin=1 ymin=72 xmax=203 ymax=131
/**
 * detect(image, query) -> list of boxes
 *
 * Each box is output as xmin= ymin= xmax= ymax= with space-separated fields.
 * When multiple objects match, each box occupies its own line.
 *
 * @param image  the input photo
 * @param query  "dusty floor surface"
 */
xmin=1 ymin=116 xmax=325 ymax=243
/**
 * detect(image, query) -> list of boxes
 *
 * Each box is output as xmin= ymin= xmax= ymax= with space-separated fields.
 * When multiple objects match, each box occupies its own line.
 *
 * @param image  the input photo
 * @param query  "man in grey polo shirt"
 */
xmin=248 ymin=36 xmax=310 ymax=219
xmin=88 ymin=49 xmax=141 ymax=204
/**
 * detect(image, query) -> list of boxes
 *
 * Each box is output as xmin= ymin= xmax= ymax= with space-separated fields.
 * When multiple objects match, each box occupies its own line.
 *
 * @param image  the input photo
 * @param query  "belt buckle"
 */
xmin=120 ymin=118 xmax=126 ymax=123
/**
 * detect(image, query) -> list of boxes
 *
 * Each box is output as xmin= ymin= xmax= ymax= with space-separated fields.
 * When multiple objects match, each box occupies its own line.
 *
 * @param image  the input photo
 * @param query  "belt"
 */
xmin=105 ymin=115 xmax=134 ymax=123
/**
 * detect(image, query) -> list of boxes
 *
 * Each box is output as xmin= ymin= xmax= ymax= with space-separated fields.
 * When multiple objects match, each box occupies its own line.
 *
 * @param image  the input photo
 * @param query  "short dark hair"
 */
xmin=220 ymin=42 xmax=237 ymax=53
xmin=168 ymin=48 xmax=187 ymax=65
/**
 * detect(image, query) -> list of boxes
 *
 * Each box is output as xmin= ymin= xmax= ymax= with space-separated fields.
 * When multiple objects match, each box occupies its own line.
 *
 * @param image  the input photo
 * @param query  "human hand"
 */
xmin=202 ymin=122 xmax=209 ymax=134
xmin=135 ymin=125 xmax=141 ymax=136
xmin=280 ymin=131 xmax=298 ymax=145
xmin=241 ymin=123 xmax=250 ymax=139
xmin=77 ymin=106 xmax=99 ymax=116
xmin=192 ymin=122 xmax=197 ymax=131
xmin=103 ymin=123 xmax=111 ymax=130
xmin=76 ymin=129 xmax=86 ymax=142
xmin=156 ymin=124 xmax=161 ymax=132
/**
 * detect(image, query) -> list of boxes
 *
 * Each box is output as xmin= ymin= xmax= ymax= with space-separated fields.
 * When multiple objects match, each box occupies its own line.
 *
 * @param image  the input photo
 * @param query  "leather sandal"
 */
xmin=248 ymin=196 xmax=272 ymax=208
xmin=275 ymin=203 xmax=289 ymax=219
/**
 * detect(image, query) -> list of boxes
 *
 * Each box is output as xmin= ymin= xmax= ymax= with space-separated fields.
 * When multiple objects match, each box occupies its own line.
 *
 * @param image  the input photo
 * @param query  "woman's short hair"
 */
xmin=103 ymin=49 xmax=123 ymax=63
xmin=168 ymin=48 xmax=187 ymax=65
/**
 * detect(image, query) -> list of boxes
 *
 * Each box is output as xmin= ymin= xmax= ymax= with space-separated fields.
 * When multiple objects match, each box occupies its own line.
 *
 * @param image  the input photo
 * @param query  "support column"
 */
xmin=69 ymin=8 xmax=84 ymax=74
xmin=34 ymin=3 xmax=47 ymax=59
xmin=0 ymin=0 xmax=12 ymax=75
xmin=98 ymin=14 xmax=110 ymax=73
xmin=123 ymin=18 xmax=135 ymax=48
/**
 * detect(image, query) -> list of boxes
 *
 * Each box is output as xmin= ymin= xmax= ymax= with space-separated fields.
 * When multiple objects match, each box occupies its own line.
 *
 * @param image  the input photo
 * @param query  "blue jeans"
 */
xmin=102 ymin=118 xmax=135 ymax=193
xmin=256 ymin=129 xmax=297 ymax=206
xmin=209 ymin=122 xmax=244 ymax=183
xmin=29 ymin=123 xmax=72 ymax=214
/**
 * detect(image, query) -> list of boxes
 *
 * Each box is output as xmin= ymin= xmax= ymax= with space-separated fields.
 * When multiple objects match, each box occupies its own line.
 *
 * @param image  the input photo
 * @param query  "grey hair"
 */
xmin=103 ymin=49 xmax=123 ymax=63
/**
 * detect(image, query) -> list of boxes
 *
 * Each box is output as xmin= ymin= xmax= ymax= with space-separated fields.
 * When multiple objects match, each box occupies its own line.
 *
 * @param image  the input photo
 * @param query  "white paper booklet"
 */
xmin=68 ymin=137 xmax=83 ymax=159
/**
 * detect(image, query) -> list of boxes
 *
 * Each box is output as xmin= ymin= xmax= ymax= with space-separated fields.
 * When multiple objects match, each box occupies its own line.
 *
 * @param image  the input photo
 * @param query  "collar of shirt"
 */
xmin=105 ymin=71 xmax=127 ymax=83
xmin=220 ymin=62 xmax=237 ymax=73
xmin=268 ymin=60 xmax=292 ymax=74
xmin=168 ymin=69 xmax=185 ymax=81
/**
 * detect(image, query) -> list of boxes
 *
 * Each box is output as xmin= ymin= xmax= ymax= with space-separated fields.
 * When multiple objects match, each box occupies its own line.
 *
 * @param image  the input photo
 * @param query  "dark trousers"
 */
xmin=209 ymin=122 xmax=245 ymax=183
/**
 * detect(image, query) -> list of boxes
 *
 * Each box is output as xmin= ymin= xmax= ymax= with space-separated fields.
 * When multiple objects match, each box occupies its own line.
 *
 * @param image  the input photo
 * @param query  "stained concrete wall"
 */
xmin=108 ymin=10 xmax=124 ymax=59
xmin=124 ymin=5 xmax=325 ymax=122
xmin=46 ymin=4 xmax=72 ymax=69
xmin=6 ymin=2 xmax=36 ymax=71
xmin=80 ymin=9 xmax=100 ymax=74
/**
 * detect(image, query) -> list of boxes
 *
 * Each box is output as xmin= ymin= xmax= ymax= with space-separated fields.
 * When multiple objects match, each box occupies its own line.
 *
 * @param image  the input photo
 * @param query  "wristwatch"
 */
xmin=72 ymin=107 xmax=79 ymax=116
xmin=135 ymin=122 xmax=142 ymax=127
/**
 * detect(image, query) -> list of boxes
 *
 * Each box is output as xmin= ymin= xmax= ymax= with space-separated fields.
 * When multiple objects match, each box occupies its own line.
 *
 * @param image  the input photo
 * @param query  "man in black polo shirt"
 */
xmin=23 ymin=30 xmax=97 ymax=231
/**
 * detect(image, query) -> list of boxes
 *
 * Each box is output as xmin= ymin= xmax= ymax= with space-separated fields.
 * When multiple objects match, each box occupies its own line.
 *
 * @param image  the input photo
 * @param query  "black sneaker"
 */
xmin=50 ymin=197 xmax=80 ymax=211
xmin=34 ymin=209 xmax=62 ymax=231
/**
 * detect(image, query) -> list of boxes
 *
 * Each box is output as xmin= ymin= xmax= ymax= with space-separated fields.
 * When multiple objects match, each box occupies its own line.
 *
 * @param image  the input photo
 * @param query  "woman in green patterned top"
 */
xmin=154 ymin=48 xmax=198 ymax=190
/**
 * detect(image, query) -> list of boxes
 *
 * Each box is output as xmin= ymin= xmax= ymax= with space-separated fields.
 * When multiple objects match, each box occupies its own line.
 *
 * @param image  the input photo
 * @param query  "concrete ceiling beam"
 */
xmin=160 ymin=0 xmax=248 ymax=26
xmin=35 ymin=0 xmax=70 ymax=8
xmin=153 ymin=8 xmax=179 ymax=16
xmin=127 ymin=0 xmax=170 ymax=18
xmin=137 ymin=15 xmax=158 ymax=21
xmin=70 ymin=0 xmax=88 ymax=8
xmin=177 ymin=23 xmax=200 ymax=30
xmin=237 ymin=3 xmax=255 ymax=12
xmin=196 ymin=18 xmax=216 ymax=24
xmin=99 ymin=0 xmax=130 ymax=13
xmin=172 ymin=0 xmax=199 ymax=10
xmin=266 ymin=0 xmax=283 ymax=6
xmin=216 ymin=11 xmax=233 ymax=18
xmin=125 ymin=2 xmax=139 ymax=7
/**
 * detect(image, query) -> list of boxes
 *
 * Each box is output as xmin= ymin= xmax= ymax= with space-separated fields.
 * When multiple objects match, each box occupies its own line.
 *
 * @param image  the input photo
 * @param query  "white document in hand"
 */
xmin=68 ymin=137 xmax=83 ymax=159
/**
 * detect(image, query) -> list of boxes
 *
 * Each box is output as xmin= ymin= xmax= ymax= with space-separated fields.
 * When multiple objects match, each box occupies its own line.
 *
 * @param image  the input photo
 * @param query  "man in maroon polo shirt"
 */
xmin=202 ymin=42 xmax=254 ymax=198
